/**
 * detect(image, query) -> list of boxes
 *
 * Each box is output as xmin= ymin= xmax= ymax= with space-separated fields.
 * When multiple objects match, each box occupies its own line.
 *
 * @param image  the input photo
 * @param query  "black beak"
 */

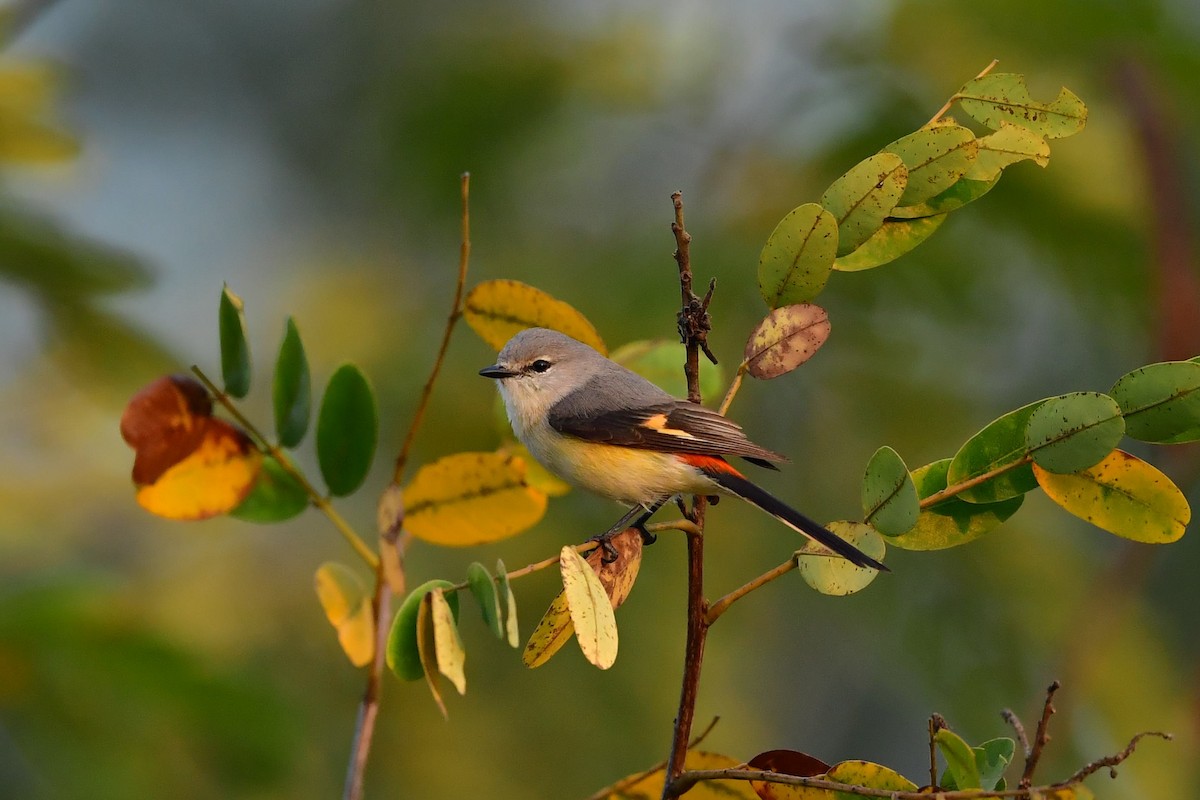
xmin=479 ymin=365 xmax=518 ymax=379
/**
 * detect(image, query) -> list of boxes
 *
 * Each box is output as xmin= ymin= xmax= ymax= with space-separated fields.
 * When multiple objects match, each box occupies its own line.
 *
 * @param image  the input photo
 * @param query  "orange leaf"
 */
xmin=123 ymin=374 xmax=262 ymax=520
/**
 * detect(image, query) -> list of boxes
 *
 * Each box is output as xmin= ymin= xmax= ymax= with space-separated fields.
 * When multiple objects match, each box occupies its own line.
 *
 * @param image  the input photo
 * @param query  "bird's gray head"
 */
xmin=479 ymin=328 xmax=606 ymax=415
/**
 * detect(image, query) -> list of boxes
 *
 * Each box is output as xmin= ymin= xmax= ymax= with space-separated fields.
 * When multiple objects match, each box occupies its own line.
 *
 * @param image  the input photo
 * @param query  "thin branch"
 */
xmin=716 ymin=362 xmax=748 ymax=417
xmin=645 ymin=518 xmax=704 ymax=537
xmin=926 ymin=58 xmax=1000 ymax=127
xmin=1002 ymin=707 xmax=1030 ymax=758
xmin=342 ymin=564 xmax=392 ymax=800
xmin=191 ymin=365 xmax=380 ymax=569
xmin=1062 ymin=730 xmax=1172 ymax=784
xmin=663 ymin=191 xmax=713 ymax=800
xmin=1019 ymin=680 xmax=1061 ymax=789
xmin=390 ymin=172 xmax=473 ymax=491
xmin=928 ymin=714 xmax=947 ymax=788
xmin=705 ymin=557 xmax=795 ymax=624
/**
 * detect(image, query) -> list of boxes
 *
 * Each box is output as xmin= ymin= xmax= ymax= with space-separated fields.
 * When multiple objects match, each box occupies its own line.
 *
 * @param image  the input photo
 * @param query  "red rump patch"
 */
xmin=678 ymin=453 xmax=743 ymax=476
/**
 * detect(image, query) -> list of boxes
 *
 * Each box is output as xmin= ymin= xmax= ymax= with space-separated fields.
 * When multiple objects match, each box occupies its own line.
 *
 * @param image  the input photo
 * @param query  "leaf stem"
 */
xmin=918 ymin=454 xmax=1032 ymax=509
xmin=191 ymin=365 xmax=380 ymax=569
xmin=926 ymin=58 xmax=1000 ymax=127
xmin=717 ymin=362 xmax=748 ymax=416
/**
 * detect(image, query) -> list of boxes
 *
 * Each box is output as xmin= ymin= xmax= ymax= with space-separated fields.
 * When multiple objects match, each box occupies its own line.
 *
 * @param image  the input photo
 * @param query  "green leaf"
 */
xmin=272 ymin=317 xmax=311 ymax=448
xmin=889 ymin=460 xmax=1022 ymax=551
xmin=1110 ymin=361 xmax=1200 ymax=443
xmin=1034 ymin=451 xmax=1189 ymax=543
xmin=560 ymin=546 xmax=618 ymax=669
xmin=1024 ymin=392 xmax=1124 ymax=474
xmin=883 ymin=124 xmax=978 ymax=206
xmin=891 ymin=174 xmax=1000 ymax=219
xmin=743 ymin=304 xmax=831 ymax=380
xmin=820 ymin=153 xmax=908 ymax=256
xmin=385 ymin=579 xmax=459 ymax=681
xmin=466 ymin=562 xmax=503 ymax=639
xmin=757 ymin=202 xmax=838 ymax=307
xmin=218 ymin=285 xmax=251 ymax=398
xmin=229 ymin=453 xmax=310 ymax=523
xmin=947 ymin=400 xmax=1045 ymax=503
xmin=316 ymin=364 xmax=378 ymax=496
xmin=956 ymin=73 xmax=1087 ymax=139
xmin=834 ymin=214 xmax=947 ymax=272
xmin=862 ymin=446 xmax=919 ymax=536
xmin=936 ymin=728 xmax=982 ymax=790
xmin=964 ymin=123 xmax=1051 ymax=182
xmin=796 ymin=521 xmax=885 ymax=596
xmin=975 ymin=738 xmax=1015 ymax=790
xmin=496 ymin=559 xmax=519 ymax=648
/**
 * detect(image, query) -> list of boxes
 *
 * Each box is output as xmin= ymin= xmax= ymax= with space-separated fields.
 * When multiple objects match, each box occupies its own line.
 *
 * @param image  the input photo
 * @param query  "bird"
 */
xmin=479 ymin=327 xmax=887 ymax=572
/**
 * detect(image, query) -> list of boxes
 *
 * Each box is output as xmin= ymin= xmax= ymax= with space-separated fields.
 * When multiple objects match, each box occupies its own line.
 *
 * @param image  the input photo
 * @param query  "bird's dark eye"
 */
xmin=529 ymin=359 xmax=552 ymax=373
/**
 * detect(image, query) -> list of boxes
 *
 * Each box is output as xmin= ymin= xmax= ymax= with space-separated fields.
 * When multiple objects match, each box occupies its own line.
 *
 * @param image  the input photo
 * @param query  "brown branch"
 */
xmin=389 ymin=172 xmax=473 ymax=492
xmin=1019 ymin=680 xmax=1061 ymax=789
xmin=928 ymin=713 xmax=947 ymax=788
xmin=662 ymin=191 xmax=713 ymax=800
xmin=1061 ymin=730 xmax=1172 ymax=784
xmin=342 ymin=564 xmax=392 ymax=800
xmin=1002 ymin=707 xmax=1030 ymax=759
xmin=705 ymin=557 xmax=796 ymax=624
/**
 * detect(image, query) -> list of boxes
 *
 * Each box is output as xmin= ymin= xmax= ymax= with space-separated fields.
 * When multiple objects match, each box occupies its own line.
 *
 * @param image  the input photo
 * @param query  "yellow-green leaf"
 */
xmin=964 ymin=123 xmax=1051 ymax=182
xmin=314 ymin=562 xmax=374 ymax=668
xmin=826 ymin=760 xmax=919 ymax=793
xmin=592 ymin=752 xmax=757 ymax=800
xmin=403 ymin=451 xmax=547 ymax=546
xmin=890 ymin=174 xmax=1000 ymax=219
xmin=385 ymin=579 xmax=458 ymax=681
xmin=890 ymin=459 xmax=1022 ymax=551
xmin=833 ymin=214 xmax=947 ymax=272
xmin=559 ymin=545 xmax=618 ymax=669
xmin=463 ymin=278 xmax=606 ymax=354
xmin=757 ymin=202 xmax=838 ymax=307
xmin=744 ymin=304 xmax=831 ymax=380
xmin=956 ymin=73 xmax=1087 ymax=139
xmin=415 ymin=593 xmax=447 ymax=718
xmin=883 ymin=124 xmax=978 ymax=206
xmin=465 ymin=562 xmax=503 ymax=639
xmin=521 ymin=590 xmax=574 ymax=669
xmin=430 ymin=589 xmax=466 ymax=695
xmin=496 ymin=559 xmax=519 ymax=648
xmin=820 ymin=152 xmax=908 ymax=256
xmin=1034 ymin=451 xmax=1189 ymax=543
xmin=796 ymin=521 xmax=885 ymax=596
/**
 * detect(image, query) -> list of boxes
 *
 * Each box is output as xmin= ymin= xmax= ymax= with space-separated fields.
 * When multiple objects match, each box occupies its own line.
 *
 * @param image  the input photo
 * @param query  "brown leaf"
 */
xmin=121 ymin=375 xmax=214 ymax=484
xmin=584 ymin=527 xmax=644 ymax=608
xmin=744 ymin=305 xmax=831 ymax=380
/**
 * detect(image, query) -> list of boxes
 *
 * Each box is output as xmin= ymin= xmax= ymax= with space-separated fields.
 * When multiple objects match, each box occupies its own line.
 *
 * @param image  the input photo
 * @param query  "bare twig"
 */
xmin=928 ymin=713 xmax=947 ymax=788
xmin=1002 ymin=707 xmax=1030 ymax=758
xmin=926 ymin=58 xmax=1000 ymax=127
xmin=716 ymin=362 xmax=748 ymax=417
xmin=705 ymin=557 xmax=796 ymax=624
xmin=390 ymin=172 xmax=473 ymax=492
xmin=1019 ymin=680 xmax=1061 ymax=789
xmin=342 ymin=564 xmax=392 ymax=800
xmin=1062 ymin=730 xmax=1173 ymax=784
xmin=662 ymin=191 xmax=714 ymax=800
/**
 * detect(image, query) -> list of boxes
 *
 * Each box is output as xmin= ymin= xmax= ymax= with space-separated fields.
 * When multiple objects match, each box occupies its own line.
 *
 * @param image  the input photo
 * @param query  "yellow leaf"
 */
xmin=1034 ymin=450 xmax=1190 ymax=543
xmin=592 ymin=752 xmax=758 ymax=800
xmin=523 ymin=531 xmax=643 ymax=668
xmin=560 ymin=546 xmax=618 ymax=669
xmin=416 ymin=594 xmax=448 ymax=719
xmin=521 ymin=590 xmax=574 ymax=669
xmin=134 ymin=420 xmax=262 ymax=520
xmin=0 ymin=114 xmax=78 ymax=163
xmin=430 ymin=589 xmax=466 ymax=695
xmin=0 ymin=64 xmax=61 ymax=115
xmin=825 ymin=761 xmax=917 ymax=792
xmin=403 ymin=451 xmax=547 ymax=545
xmin=314 ymin=562 xmax=374 ymax=668
xmin=795 ymin=521 xmax=885 ymax=596
xmin=463 ymin=279 xmax=607 ymax=354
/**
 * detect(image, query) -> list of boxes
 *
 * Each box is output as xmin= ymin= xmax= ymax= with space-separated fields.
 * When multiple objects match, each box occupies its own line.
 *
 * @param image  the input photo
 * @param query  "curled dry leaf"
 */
xmin=744 ymin=304 xmax=831 ymax=380
xmin=121 ymin=374 xmax=261 ymax=520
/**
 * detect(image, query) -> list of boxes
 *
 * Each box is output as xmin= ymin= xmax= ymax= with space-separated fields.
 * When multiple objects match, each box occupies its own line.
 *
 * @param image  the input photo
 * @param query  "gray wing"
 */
xmin=548 ymin=374 xmax=787 ymax=467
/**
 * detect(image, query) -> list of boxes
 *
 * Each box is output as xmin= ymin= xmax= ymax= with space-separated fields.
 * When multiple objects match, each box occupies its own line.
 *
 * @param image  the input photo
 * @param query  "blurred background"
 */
xmin=2 ymin=0 xmax=1198 ymax=797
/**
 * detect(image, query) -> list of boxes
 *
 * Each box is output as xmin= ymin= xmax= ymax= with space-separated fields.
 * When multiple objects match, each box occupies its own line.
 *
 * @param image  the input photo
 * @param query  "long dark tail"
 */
xmin=701 ymin=464 xmax=890 ymax=572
